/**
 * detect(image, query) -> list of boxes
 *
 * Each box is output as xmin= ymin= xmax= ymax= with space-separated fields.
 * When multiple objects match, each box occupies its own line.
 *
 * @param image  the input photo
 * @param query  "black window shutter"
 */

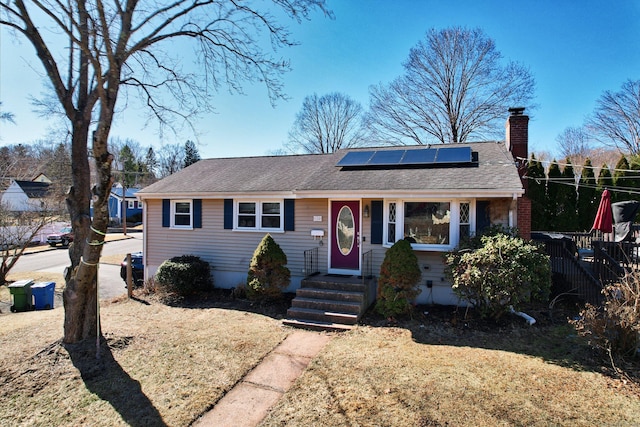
xmin=193 ymin=199 xmax=202 ymax=228
xmin=162 ymin=199 xmax=170 ymax=227
xmin=223 ymin=199 xmax=233 ymax=229
xmin=284 ymin=199 xmax=295 ymax=231
xmin=476 ymin=201 xmax=491 ymax=234
xmin=371 ymin=200 xmax=383 ymax=244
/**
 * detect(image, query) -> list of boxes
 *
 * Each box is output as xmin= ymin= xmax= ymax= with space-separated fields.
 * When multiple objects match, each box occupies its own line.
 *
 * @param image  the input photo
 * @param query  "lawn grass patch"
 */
xmin=0 ymin=298 xmax=287 ymax=426
xmin=1 ymin=287 xmax=640 ymax=426
xmin=261 ymin=326 xmax=640 ymax=426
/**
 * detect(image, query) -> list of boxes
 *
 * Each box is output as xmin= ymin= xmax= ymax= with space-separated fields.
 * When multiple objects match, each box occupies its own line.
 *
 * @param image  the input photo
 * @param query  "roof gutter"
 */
xmin=136 ymin=188 xmax=525 ymax=201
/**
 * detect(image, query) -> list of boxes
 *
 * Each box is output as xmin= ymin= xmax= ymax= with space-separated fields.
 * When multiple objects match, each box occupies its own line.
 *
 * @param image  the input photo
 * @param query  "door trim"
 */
xmin=328 ymin=199 xmax=361 ymax=275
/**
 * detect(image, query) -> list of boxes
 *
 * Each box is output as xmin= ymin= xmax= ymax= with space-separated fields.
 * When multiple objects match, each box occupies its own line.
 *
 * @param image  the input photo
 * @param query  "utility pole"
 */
xmin=121 ymin=180 xmax=127 ymax=236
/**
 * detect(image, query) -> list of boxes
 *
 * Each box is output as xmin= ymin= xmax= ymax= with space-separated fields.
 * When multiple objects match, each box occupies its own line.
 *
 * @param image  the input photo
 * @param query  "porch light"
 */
xmin=363 ymin=204 xmax=370 ymax=218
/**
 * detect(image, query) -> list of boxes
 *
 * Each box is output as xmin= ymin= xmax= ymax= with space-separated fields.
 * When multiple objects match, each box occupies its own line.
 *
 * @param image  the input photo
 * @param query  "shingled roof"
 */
xmin=137 ymin=142 xmax=523 ymax=199
xmin=14 ymin=180 xmax=50 ymax=198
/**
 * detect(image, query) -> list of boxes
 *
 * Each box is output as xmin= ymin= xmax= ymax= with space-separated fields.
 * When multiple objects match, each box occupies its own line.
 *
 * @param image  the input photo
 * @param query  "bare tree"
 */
xmin=586 ymin=79 xmax=640 ymax=155
xmin=0 ymin=0 xmax=330 ymax=344
xmin=158 ymin=143 xmax=185 ymax=178
xmin=0 ymin=101 xmax=15 ymax=124
xmin=0 ymin=201 xmax=52 ymax=286
xmin=367 ymin=27 xmax=535 ymax=145
xmin=0 ymin=144 xmax=41 ymax=188
xmin=556 ymin=126 xmax=592 ymax=174
xmin=286 ymin=92 xmax=365 ymax=153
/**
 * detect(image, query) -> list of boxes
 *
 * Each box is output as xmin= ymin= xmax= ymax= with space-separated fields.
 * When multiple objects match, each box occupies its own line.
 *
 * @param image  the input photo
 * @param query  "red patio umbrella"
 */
xmin=591 ymin=189 xmax=613 ymax=233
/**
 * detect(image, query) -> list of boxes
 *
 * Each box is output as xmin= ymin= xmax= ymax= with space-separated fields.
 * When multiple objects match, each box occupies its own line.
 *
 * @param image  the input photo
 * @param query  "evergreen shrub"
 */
xmin=155 ymin=255 xmax=213 ymax=296
xmin=247 ymin=234 xmax=290 ymax=300
xmin=445 ymin=232 xmax=551 ymax=320
xmin=375 ymin=239 xmax=422 ymax=318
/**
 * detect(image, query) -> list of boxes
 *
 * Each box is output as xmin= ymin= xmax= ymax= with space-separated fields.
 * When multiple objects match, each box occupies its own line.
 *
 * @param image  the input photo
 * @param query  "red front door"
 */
xmin=330 ymin=200 xmax=360 ymax=272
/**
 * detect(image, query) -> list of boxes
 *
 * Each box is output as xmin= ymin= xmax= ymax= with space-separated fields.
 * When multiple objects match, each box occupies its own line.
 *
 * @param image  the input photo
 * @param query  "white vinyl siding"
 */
xmin=145 ymin=199 xmax=328 ymax=284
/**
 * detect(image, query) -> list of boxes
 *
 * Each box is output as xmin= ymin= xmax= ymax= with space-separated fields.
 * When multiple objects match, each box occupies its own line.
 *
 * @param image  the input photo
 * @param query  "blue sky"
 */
xmin=1 ymin=1 xmax=639 ymax=159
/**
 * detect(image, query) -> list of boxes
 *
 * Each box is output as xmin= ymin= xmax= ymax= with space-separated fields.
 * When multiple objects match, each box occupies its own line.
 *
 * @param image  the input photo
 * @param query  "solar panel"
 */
xmin=434 ymin=146 xmax=472 ymax=163
xmin=336 ymin=151 xmax=375 ymax=167
xmin=336 ymin=146 xmax=474 ymax=168
xmin=369 ymin=150 xmax=406 ymax=165
xmin=400 ymin=148 xmax=437 ymax=164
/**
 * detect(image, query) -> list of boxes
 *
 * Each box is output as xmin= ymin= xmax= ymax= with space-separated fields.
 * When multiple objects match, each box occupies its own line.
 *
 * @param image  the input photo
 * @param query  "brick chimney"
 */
xmin=506 ymin=107 xmax=531 ymax=239
xmin=506 ymin=107 xmax=528 ymax=165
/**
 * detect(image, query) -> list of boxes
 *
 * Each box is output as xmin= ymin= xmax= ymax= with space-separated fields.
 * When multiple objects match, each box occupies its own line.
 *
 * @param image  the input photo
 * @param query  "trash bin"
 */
xmin=8 ymin=279 xmax=35 ymax=312
xmin=31 ymin=281 xmax=55 ymax=310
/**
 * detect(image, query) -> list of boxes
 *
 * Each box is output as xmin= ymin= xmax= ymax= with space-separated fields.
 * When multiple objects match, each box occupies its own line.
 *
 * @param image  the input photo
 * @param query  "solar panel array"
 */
xmin=336 ymin=146 xmax=473 ymax=168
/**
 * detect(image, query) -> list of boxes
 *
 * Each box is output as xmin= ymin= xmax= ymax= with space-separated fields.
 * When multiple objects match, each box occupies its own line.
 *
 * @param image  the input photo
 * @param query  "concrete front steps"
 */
xmin=284 ymin=275 xmax=374 ymax=332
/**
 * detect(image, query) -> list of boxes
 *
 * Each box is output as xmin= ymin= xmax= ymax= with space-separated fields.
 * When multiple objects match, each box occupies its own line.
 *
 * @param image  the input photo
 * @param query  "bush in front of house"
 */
xmin=375 ymin=239 xmax=422 ymax=318
xmin=445 ymin=232 xmax=551 ymax=320
xmin=571 ymin=274 xmax=640 ymax=360
xmin=155 ymin=255 xmax=213 ymax=296
xmin=246 ymin=234 xmax=290 ymax=300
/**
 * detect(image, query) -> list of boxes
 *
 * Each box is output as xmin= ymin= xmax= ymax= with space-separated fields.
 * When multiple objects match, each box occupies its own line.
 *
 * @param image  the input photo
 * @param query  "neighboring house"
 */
xmin=108 ymin=185 xmax=142 ymax=224
xmin=136 ymin=110 xmax=531 ymax=306
xmin=32 ymin=173 xmax=52 ymax=184
xmin=0 ymin=180 xmax=50 ymax=212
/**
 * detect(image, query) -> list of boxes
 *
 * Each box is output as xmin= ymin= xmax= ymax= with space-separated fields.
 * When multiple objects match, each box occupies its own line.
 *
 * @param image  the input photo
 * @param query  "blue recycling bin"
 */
xmin=31 ymin=281 xmax=55 ymax=310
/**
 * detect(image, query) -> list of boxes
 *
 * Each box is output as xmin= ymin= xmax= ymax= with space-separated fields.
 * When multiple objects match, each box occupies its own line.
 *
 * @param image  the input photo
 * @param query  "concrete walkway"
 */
xmin=193 ymin=330 xmax=332 ymax=427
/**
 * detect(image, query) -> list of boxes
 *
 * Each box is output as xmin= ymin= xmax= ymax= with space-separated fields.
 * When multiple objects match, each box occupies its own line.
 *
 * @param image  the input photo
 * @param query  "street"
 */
xmin=10 ymin=233 xmax=143 ymax=301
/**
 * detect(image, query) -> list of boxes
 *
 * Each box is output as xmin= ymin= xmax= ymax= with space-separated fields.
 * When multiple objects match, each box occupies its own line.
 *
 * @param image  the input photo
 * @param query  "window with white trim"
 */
xmin=385 ymin=200 xmax=471 ymax=250
xmin=387 ymin=202 xmax=397 ymax=244
xmin=404 ymin=201 xmax=451 ymax=245
xmin=172 ymin=200 xmax=192 ymax=228
xmin=459 ymin=202 xmax=470 ymax=239
xmin=128 ymin=200 xmax=135 ymax=209
xmin=236 ymin=201 xmax=283 ymax=231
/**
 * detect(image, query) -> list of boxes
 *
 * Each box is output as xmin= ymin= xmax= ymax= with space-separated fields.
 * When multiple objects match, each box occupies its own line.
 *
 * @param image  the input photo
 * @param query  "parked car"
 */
xmin=120 ymin=252 xmax=144 ymax=287
xmin=46 ymin=226 xmax=74 ymax=247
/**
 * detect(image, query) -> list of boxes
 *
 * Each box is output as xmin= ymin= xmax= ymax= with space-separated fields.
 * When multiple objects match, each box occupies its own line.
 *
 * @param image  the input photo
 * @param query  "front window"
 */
xmin=261 ymin=202 xmax=281 ymax=228
xmin=238 ymin=202 xmax=256 ymax=228
xmin=173 ymin=200 xmax=192 ymax=228
xmin=236 ymin=201 xmax=283 ymax=231
xmin=404 ymin=202 xmax=450 ymax=245
xmin=385 ymin=200 xmax=473 ymax=250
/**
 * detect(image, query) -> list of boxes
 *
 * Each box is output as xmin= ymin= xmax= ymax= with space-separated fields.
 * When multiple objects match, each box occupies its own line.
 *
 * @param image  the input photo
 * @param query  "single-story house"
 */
xmin=137 ymin=109 xmax=531 ymax=311
xmin=108 ymin=184 xmax=142 ymax=224
xmin=1 ymin=180 xmax=50 ymax=212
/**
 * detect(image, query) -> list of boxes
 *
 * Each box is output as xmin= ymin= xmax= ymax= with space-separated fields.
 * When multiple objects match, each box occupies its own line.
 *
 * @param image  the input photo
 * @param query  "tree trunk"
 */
xmin=62 ymin=119 xmax=113 ymax=344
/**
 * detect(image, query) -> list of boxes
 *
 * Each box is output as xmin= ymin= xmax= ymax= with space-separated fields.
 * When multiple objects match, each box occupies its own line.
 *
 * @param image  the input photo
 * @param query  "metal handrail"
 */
xmin=362 ymin=250 xmax=373 ymax=281
xmin=303 ymin=247 xmax=319 ymax=278
xmin=361 ymin=249 xmax=376 ymax=307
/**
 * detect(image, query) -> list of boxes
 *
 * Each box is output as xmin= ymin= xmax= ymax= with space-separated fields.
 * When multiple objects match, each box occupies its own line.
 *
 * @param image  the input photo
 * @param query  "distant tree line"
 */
xmin=527 ymin=153 xmax=640 ymax=232
xmin=0 ymin=138 xmax=201 ymax=193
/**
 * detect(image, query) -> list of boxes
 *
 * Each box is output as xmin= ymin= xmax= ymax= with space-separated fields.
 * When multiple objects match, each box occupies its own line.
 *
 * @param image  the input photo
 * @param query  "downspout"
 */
xmin=510 ymin=306 xmax=536 ymax=325
xmin=508 ymin=193 xmax=517 ymax=228
xmin=142 ymin=199 xmax=147 ymax=282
